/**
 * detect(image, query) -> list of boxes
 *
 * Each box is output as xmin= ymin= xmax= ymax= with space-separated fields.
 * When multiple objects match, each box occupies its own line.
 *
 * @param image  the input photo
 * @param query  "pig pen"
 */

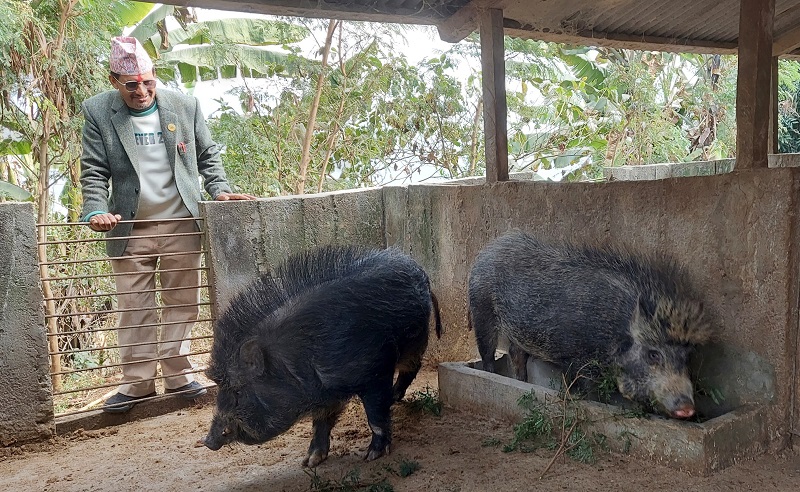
xmin=199 ymin=162 xmax=795 ymax=475
xmin=1 ymin=160 xmax=798 ymax=486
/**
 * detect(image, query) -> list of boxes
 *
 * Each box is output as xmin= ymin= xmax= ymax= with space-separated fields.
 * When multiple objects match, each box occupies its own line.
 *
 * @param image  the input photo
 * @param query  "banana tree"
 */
xmin=126 ymin=5 xmax=313 ymax=86
xmin=209 ymin=22 xmax=485 ymax=194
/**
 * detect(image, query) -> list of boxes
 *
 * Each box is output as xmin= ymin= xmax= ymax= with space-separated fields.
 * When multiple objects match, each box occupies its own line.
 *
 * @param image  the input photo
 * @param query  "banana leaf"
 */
xmin=0 ymin=180 xmax=32 ymax=201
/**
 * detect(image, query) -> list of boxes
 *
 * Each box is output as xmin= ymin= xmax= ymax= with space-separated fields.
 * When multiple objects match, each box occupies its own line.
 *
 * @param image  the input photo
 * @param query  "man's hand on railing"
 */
xmin=88 ymin=213 xmax=122 ymax=232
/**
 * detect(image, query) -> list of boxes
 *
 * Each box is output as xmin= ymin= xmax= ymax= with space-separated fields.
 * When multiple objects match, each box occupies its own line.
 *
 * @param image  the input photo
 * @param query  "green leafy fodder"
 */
xmin=566 ymin=431 xmax=607 ymax=464
xmin=617 ymin=430 xmax=637 ymax=454
xmin=502 ymin=394 xmax=554 ymax=453
xmin=593 ymin=364 xmax=620 ymax=404
xmin=694 ymin=378 xmax=726 ymax=406
xmin=481 ymin=437 xmax=502 ymax=448
xmin=501 ymin=383 xmax=609 ymax=477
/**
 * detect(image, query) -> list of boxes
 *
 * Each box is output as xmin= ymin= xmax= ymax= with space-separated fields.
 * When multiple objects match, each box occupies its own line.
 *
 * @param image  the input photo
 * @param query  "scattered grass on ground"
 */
xmin=307 ymin=458 xmax=421 ymax=491
xmin=407 ymin=384 xmax=443 ymax=416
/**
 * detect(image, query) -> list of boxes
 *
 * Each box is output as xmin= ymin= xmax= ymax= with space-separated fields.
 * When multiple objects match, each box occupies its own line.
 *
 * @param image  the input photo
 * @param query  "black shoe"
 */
xmin=102 ymin=391 xmax=157 ymax=414
xmin=165 ymin=381 xmax=208 ymax=399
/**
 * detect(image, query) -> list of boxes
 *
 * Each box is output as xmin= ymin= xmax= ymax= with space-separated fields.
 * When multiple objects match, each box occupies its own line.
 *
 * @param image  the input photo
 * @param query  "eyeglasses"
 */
xmin=113 ymin=77 xmax=157 ymax=92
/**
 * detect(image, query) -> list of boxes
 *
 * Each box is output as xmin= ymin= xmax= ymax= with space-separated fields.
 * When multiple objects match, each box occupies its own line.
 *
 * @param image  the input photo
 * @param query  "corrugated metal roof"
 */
xmin=497 ymin=0 xmax=743 ymax=53
xmin=181 ymin=0 xmax=800 ymax=57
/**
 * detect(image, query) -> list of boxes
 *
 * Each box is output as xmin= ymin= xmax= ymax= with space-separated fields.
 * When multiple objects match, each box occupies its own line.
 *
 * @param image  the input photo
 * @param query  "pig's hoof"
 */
xmin=364 ymin=443 xmax=390 ymax=462
xmin=302 ymin=450 xmax=328 ymax=468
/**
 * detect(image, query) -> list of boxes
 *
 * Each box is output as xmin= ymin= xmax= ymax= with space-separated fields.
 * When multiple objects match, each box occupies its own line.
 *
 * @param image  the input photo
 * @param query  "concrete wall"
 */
xmin=202 ymin=188 xmax=385 ymax=314
xmin=0 ymin=203 xmax=53 ymax=445
xmin=202 ymin=167 xmax=800 ymax=451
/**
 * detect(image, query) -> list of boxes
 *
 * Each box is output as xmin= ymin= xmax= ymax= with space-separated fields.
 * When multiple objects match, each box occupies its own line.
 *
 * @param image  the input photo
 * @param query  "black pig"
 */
xmin=468 ymin=230 xmax=714 ymax=419
xmin=204 ymin=245 xmax=441 ymax=467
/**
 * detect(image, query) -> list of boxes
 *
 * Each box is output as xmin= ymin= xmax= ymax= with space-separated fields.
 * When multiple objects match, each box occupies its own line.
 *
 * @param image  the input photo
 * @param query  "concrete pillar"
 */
xmin=0 ymin=202 xmax=53 ymax=446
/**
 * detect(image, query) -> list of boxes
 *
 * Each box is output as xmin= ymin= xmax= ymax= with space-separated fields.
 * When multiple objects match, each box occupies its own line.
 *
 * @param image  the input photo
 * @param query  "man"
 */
xmin=80 ymin=36 xmax=256 ymax=413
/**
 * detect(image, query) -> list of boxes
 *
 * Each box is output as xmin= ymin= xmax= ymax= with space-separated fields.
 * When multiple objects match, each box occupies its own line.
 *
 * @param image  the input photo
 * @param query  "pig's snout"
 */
xmin=661 ymin=391 xmax=696 ymax=419
xmin=203 ymin=435 xmax=223 ymax=450
xmin=203 ymin=419 xmax=229 ymax=450
xmin=670 ymin=401 xmax=695 ymax=419
xmin=653 ymin=373 xmax=696 ymax=419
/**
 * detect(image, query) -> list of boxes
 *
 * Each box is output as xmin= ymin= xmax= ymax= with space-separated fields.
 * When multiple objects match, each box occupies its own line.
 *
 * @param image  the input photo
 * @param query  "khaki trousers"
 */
xmin=110 ymin=220 xmax=201 ymax=397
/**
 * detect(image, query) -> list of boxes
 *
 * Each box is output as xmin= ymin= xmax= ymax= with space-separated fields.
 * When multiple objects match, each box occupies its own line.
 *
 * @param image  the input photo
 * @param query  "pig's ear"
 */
xmin=239 ymin=338 xmax=265 ymax=374
xmin=628 ymin=296 xmax=652 ymax=343
xmin=629 ymin=296 xmax=645 ymax=331
xmin=630 ymin=295 xmax=661 ymax=344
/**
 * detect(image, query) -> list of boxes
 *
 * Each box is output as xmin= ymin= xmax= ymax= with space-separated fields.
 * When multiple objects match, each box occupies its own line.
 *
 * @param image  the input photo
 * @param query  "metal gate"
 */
xmin=37 ymin=217 xmax=214 ymax=417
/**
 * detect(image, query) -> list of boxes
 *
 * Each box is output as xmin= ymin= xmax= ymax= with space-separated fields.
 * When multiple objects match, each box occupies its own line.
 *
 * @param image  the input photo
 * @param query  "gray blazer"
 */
xmin=80 ymin=89 xmax=232 ymax=257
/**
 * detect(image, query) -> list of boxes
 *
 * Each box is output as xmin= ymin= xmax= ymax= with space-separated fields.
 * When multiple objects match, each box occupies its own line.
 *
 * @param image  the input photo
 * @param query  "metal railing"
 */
xmin=37 ymin=217 xmax=215 ymax=417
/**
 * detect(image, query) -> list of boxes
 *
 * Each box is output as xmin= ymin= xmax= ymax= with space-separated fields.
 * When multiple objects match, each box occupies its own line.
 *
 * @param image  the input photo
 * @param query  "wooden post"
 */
xmin=736 ymin=0 xmax=775 ymax=169
xmin=479 ymin=8 xmax=509 ymax=182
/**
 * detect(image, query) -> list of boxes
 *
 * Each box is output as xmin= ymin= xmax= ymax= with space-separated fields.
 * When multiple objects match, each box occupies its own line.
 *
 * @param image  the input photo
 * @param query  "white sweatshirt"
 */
xmin=129 ymin=104 xmax=191 ymax=220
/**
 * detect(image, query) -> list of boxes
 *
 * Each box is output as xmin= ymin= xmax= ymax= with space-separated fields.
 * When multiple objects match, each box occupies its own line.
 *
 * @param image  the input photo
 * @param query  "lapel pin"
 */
xmin=167 ymin=123 xmax=176 ymax=132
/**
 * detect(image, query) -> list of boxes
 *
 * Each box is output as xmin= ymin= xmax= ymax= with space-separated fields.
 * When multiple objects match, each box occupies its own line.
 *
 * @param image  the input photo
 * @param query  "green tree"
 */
xmin=209 ymin=21 xmax=484 ymax=195
xmin=777 ymin=59 xmax=800 ymax=153
xmin=494 ymin=43 xmax=738 ymax=180
xmin=0 ymin=0 xmax=155 ymax=216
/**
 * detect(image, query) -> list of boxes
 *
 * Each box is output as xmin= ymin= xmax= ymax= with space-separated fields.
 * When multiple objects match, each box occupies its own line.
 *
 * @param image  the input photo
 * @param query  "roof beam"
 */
xmin=504 ymin=26 xmax=737 ymax=54
xmin=440 ymin=0 xmax=740 ymax=53
xmin=773 ymin=2 xmax=800 ymax=55
xmin=438 ymin=0 xmax=513 ymax=43
xmin=174 ymin=0 xmax=436 ymax=25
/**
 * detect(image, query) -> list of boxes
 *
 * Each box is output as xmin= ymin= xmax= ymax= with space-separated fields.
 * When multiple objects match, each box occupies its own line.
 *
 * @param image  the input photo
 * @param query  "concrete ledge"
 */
xmin=438 ymin=362 xmax=769 ymax=475
xmin=603 ymin=159 xmax=735 ymax=181
xmin=768 ymin=153 xmax=800 ymax=168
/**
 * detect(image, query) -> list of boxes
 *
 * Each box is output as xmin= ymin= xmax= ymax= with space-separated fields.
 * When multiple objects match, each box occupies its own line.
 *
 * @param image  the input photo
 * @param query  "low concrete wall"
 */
xmin=202 ymin=167 xmax=800 ymax=453
xmin=439 ymin=362 xmax=771 ymax=475
xmin=0 ymin=203 xmax=53 ymax=445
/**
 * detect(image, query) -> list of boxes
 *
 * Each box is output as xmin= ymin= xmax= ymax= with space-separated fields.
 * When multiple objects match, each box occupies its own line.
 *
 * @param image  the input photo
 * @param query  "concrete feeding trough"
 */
xmin=438 ymin=353 xmax=769 ymax=475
